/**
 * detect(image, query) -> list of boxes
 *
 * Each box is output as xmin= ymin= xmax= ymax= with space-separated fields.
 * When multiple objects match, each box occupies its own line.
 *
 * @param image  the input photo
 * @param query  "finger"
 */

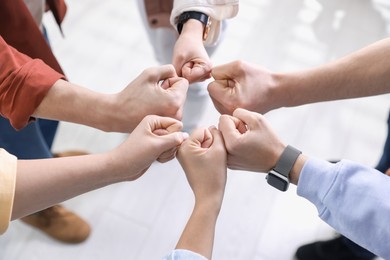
xmin=211 ymin=60 xmax=243 ymax=80
xmin=218 ymin=114 xmax=245 ymax=142
xmin=208 ymin=95 xmax=230 ymax=115
xmin=207 ymin=80 xmax=236 ymax=109
xmin=182 ymin=63 xmax=212 ymax=83
xmin=162 ymin=77 xmax=189 ymax=97
xmin=209 ymin=126 xmax=226 ymax=151
xmin=147 ymin=115 xmax=183 ymax=133
xmin=158 ymin=131 xmax=188 ymax=151
xmin=160 ymin=76 xmax=188 ymax=91
xmin=157 ymin=154 xmax=176 ymax=163
xmin=232 ymin=108 xmax=263 ymax=130
xmin=157 ymin=147 xmax=178 ymax=163
xmin=188 ymin=127 xmax=212 ymax=148
xmin=147 ymin=64 xmax=177 ymax=82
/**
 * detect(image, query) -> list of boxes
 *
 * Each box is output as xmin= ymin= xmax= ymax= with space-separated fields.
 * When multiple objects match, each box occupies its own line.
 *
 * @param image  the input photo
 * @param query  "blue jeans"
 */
xmin=0 ymin=117 xmax=58 ymax=159
xmin=0 ymin=24 xmax=60 ymax=160
xmin=342 ymin=111 xmax=390 ymax=258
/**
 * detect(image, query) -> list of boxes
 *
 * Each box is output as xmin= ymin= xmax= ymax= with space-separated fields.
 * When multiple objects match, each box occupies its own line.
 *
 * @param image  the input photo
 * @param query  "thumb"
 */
xmin=209 ymin=126 xmax=226 ymax=151
xmin=211 ymin=60 xmax=243 ymax=80
xmin=182 ymin=62 xmax=212 ymax=83
xmin=150 ymin=64 xmax=177 ymax=82
xmin=161 ymin=76 xmax=189 ymax=94
xmin=157 ymin=131 xmax=189 ymax=151
xmin=232 ymin=108 xmax=263 ymax=130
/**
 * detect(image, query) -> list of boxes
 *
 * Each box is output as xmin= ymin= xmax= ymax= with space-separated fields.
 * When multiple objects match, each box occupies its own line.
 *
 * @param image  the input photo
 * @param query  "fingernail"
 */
xmin=182 ymin=132 xmax=189 ymax=139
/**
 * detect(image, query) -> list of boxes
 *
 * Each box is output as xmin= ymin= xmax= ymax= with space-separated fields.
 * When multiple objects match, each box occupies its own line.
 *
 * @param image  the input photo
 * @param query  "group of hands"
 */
xmin=106 ymin=59 xmax=288 ymax=207
xmin=102 ymin=27 xmax=290 ymax=207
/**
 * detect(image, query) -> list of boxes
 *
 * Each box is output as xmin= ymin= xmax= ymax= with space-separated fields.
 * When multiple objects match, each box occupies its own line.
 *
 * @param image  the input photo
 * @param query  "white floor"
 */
xmin=1 ymin=0 xmax=390 ymax=259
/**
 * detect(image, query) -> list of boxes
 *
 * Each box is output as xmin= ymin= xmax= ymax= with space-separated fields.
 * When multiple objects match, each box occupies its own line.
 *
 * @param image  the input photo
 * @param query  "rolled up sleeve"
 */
xmin=0 ymin=36 xmax=64 ymax=130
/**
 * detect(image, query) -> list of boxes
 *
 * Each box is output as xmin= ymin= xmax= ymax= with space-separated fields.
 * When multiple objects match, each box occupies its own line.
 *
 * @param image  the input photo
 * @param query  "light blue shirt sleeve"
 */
xmin=163 ymin=249 xmax=208 ymax=260
xmin=297 ymin=158 xmax=390 ymax=259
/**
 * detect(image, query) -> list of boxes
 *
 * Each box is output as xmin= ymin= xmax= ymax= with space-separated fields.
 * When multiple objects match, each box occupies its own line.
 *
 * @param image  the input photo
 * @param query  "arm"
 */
xmin=171 ymin=0 xmax=238 ymax=46
xmin=296 ymin=159 xmax=390 ymax=259
xmin=218 ymin=108 xmax=390 ymax=258
xmin=0 ymin=36 xmax=188 ymax=132
xmin=0 ymin=36 xmax=63 ymax=130
xmin=34 ymin=65 xmax=189 ymax=133
xmin=170 ymin=0 xmax=239 ymax=83
xmin=208 ymin=38 xmax=390 ymax=115
xmin=8 ymin=115 xmax=187 ymax=222
xmin=172 ymin=127 xmax=227 ymax=259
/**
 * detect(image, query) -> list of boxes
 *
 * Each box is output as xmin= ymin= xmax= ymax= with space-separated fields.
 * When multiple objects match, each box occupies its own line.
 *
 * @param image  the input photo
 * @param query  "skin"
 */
xmin=12 ymin=115 xmax=188 ymax=220
xmin=218 ymin=108 xmax=306 ymax=185
xmin=176 ymin=126 xmax=227 ymax=259
xmin=208 ymin=38 xmax=390 ymax=115
xmin=172 ymin=19 xmax=212 ymax=83
xmin=34 ymin=64 xmax=189 ymax=133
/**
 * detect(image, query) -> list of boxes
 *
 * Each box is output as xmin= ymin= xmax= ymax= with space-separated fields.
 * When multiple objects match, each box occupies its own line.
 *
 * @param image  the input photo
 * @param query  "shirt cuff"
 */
xmin=0 ymin=148 xmax=17 ymax=235
xmin=163 ymin=249 xmax=208 ymax=260
xmin=296 ymin=158 xmax=340 ymax=208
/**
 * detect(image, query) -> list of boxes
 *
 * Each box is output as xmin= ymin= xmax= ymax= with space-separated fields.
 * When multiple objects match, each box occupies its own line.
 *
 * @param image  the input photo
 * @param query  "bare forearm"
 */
xmin=176 ymin=201 xmax=221 ymax=259
xmin=33 ymin=80 xmax=121 ymax=132
xmin=274 ymin=38 xmax=390 ymax=107
xmin=12 ymin=153 xmax=123 ymax=219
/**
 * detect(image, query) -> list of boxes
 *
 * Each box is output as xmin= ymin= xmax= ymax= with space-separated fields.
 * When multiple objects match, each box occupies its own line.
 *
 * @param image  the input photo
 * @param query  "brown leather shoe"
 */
xmin=21 ymin=205 xmax=91 ymax=244
xmin=53 ymin=150 xmax=89 ymax=158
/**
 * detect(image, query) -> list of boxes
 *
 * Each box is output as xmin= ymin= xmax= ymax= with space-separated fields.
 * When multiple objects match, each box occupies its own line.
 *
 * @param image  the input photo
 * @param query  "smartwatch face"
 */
xmin=267 ymin=172 xmax=289 ymax=192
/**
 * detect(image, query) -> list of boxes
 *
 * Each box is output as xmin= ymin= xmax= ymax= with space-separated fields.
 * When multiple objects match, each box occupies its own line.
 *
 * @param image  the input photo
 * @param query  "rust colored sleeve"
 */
xmin=0 ymin=36 xmax=64 ymax=130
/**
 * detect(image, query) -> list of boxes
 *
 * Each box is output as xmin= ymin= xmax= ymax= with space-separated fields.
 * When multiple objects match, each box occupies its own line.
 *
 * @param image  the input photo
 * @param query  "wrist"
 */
xmin=194 ymin=195 xmax=224 ymax=216
xmin=93 ymin=93 xmax=121 ymax=132
xmin=271 ymin=71 xmax=303 ymax=110
xmin=289 ymin=154 xmax=307 ymax=185
xmin=98 ymin=93 xmax=133 ymax=133
xmin=180 ymin=19 xmax=205 ymax=40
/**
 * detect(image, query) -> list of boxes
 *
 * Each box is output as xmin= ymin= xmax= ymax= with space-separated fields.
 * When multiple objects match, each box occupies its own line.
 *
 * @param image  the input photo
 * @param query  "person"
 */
xmin=0 ymin=0 xmax=89 ymax=243
xmin=0 ymin=34 xmax=189 ymax=236
xmin=0 ymin=0 xmax=239 ymax=242
xmin=164 ymin=126 xmax=227 ymax=259
xmin=215 ymin=108 xmax=390 ymax=259
xmin=137 ymin=0 xmax=238 ymax=132
xmin=1 ymin=114 xmax=188 ymax=234
xmin=207 ymin=38 xmax=390 ymax=259
xmin=207 ymin=38 xmax=390 ymax=116
xmin=294 ymin=113 xmax=390 ymax=260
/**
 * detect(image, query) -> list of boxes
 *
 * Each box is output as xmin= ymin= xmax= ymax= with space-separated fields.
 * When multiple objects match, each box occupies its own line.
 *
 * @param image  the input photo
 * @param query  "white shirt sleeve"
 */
xmin=163 ymin=249 xmax=208 ymax=260
xmin=297 ymin=158 xmax=390 ymax=259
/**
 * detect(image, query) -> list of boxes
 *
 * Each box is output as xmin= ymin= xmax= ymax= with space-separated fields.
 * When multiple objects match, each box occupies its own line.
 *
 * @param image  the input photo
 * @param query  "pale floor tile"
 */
xmin=1 ymin=0 xmax=390 ymax=259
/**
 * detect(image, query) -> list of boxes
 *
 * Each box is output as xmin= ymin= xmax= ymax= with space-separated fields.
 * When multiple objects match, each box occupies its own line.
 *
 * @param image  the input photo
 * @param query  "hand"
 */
xmin=208 ymin=60 xmax=279 ymax=115
xmin=112 ymin=65 xmax=189 ymax=132
xmin=111 ymin=115 xmax=188 ymax=181
xmin=173 ymin=20 xmax=212 ymax=83
xmin=177 ymin=126 xmax=227 ymax=205
xmin=218 ymin=108 xmax=286 ymax=172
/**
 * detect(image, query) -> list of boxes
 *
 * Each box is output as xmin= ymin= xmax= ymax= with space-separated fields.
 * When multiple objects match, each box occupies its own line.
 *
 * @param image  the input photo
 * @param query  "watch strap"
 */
xmin=176 ymin=11 xmax=209 ymax=35
xmin=273 ymin=145 xmax=302 ymax=178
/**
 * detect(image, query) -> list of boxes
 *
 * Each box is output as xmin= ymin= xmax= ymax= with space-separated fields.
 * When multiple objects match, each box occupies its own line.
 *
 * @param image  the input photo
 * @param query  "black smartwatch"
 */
xmin=266 ymin=145 xmax=301 ymax=192
xmin=176 ymin=11 xmax=211 ymax=40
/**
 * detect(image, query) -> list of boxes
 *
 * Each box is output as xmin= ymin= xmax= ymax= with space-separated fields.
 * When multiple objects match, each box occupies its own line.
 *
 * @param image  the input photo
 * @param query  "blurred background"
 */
xmin=1 ymin=0 xmax=389 ymax=259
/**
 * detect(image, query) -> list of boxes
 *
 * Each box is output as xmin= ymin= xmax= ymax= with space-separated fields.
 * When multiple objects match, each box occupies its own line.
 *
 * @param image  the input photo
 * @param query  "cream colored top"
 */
xmin=0 ymin=149 xmax=17 ymax=235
